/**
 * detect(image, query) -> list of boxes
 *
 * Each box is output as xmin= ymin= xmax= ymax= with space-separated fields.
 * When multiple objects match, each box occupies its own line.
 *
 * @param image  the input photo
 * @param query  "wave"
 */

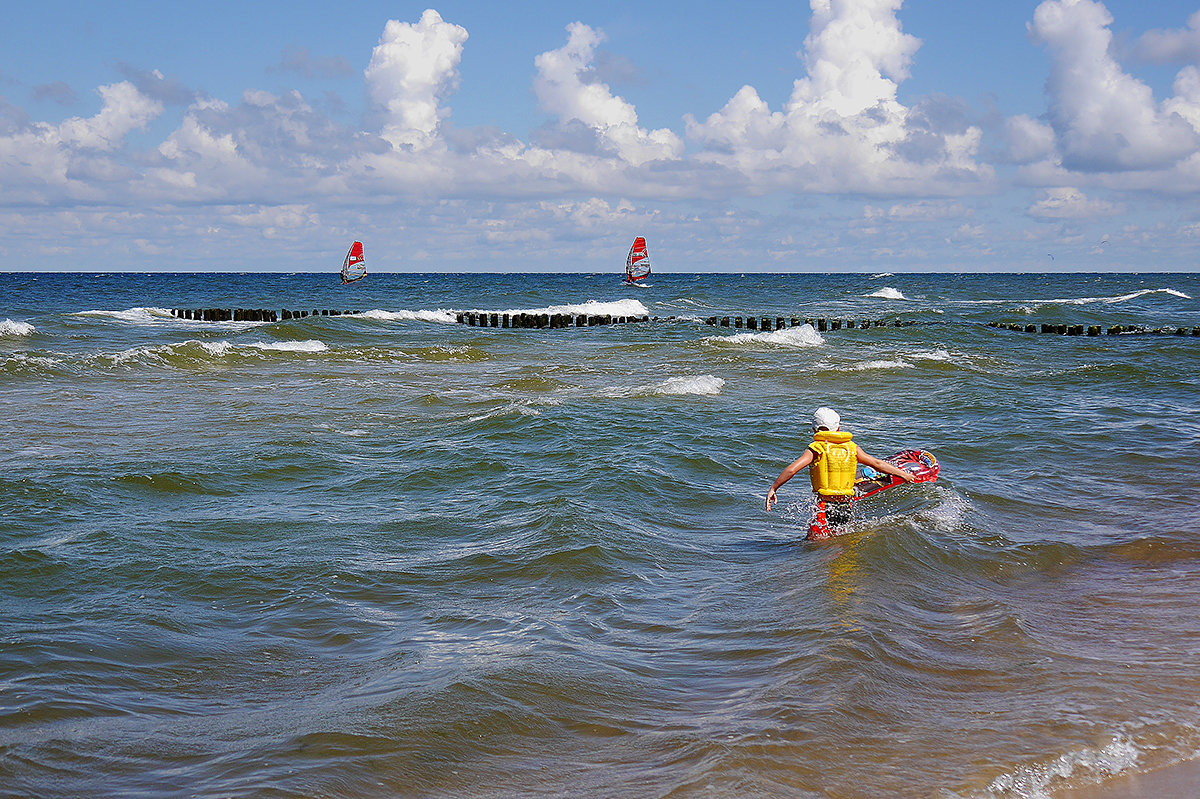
xmin=648 ymin=375 xmax=725 ymax=396
xmin=978 ymin=734 xmax=1140 ymax=798
xmin=489 ymin=299 xmax=650 ymax=318
xmin=102 ymin=338 xmax=330 ymax=366
xmin=360 ymin=309 xmax=457 ymax=324
xmin=74 ymin=306 xmax=272 ymax=328
xmin=818 ymin=348 xmax=955 ymax=372
xmin=1 ymin=319 xmax=36 ymax=336
xmin=871 ymin=272 xmax=894 ymax=279
xmin=706 ymin=324 xmax=825 ymax=348
xmin=958 ymin=288 xmax=1191 ymax=307
xmin=247 ymin=340 xmax=328 ymax=353
xmin=866 ymin=287 xmax=907 ymax=300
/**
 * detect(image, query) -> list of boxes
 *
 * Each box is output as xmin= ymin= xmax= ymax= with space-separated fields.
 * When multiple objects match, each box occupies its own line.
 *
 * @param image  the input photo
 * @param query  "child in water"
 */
xmin=765 ymin=407 xmax=916 ymax=539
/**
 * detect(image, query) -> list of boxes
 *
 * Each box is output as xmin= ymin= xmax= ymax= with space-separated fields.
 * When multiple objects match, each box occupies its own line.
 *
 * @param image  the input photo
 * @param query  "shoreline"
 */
xmin=1056 ymin=757 xmax=1200 ymax=799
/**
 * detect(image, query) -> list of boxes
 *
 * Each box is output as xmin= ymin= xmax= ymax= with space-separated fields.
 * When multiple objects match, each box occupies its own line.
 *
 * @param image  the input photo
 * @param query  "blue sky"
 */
xmin=4 ymin=0 xmax=1200 ymax=272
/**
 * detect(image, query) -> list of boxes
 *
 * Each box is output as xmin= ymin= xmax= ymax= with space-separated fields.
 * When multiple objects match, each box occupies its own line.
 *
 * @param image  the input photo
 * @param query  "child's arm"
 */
xmin=857 ymin=448 xmax=916 ymax=483
xmin=766 ymin=449 xmax=815 ymax=510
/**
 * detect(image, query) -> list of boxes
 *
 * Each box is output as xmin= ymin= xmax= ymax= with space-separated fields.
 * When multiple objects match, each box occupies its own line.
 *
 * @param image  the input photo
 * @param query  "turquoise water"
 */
xmin=2 ymin=272 xmax=1199 ymax=798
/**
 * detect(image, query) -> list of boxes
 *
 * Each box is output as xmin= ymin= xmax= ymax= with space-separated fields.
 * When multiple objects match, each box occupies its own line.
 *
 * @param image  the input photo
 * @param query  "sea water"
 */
xmin=1 ymin=272 xmax=1199 ymax=798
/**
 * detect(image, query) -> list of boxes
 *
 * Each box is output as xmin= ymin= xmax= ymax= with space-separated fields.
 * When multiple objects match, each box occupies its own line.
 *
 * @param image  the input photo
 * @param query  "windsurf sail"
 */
xmin=341 ymin=241 xmax=366 ymax=284
xmin=625 ymin=236 xmax=651 ymax=284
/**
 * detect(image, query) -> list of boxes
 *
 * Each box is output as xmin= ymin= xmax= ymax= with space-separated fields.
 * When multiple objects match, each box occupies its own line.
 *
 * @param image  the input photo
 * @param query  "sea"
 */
xmin=1 ymin=272 xmax=1198 ymax=799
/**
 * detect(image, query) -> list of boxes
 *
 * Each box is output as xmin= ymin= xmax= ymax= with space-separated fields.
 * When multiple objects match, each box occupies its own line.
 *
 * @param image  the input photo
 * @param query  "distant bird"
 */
xmin=1047 ymin=253 xmax=1055 ymax=261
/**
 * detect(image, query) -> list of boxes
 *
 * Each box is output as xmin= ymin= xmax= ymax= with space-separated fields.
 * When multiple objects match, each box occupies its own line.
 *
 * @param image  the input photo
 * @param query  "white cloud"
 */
xmin=1130 ymin=10 xmax=1200 ymax=63
xmin=364 ymin=9 xmax=468 ymax=150
xmin=58 ymin=81 xmax=162 ymax=151
xmin=1003 ymin=114 xmax=1056 ymax=164
xmin=1029 ymin=0 xmax=1199 ymax=172
xmin=685 ymin=0 xmax=990 ymax=195
xmin=533 ymin=22 xmax=682 ymax=166
xmin=1027 ymin=187 xmax=1123 ymax=219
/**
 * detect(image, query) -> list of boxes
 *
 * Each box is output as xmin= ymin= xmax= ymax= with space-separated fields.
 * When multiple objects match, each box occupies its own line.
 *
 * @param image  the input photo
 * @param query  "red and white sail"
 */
xmin=341 ymin=241 xmax=366 ymax=283
xmin=625 ymin=237 xmax=651 ymax=283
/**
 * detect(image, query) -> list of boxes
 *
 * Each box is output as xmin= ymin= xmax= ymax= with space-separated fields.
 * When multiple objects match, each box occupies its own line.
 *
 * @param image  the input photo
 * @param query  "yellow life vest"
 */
xmin=808 ymin=431 xmax=857 ymax=497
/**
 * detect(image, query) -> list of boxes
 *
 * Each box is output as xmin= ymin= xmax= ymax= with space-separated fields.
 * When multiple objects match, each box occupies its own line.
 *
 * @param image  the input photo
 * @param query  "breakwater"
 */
xmin=989 ymin=321 xmax=1200 ymax=336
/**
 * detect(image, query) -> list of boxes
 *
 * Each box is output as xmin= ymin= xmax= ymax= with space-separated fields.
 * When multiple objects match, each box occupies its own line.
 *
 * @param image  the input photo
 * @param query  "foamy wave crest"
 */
xmin=75 ymin=307 xmax=177 ymax=324
xmin=604 ymin=375 xmax=726 ymax=398
xmin=1 ymin=319 xmax=35 ymax=336
xmin=979 ymin=734 xmax=1139 ymax=799
xmin=1081 ymin=288 xmax=1190 ymax=304
xmin=200 ymin=341 xmax=233 ymax=357
xmin=871 ymin=272 xmax=894 ymax=279
xmin=825 ymin=349 xmax=954 ymax=372
xmin=361 ymin=309 xmax=457 ymax=324
xmin=867 ymin=287 xmax=906 ymax=300
xmin=707 ymin=324 xmax=824 ymax=348
xmin=653 ymin=376 xmax=725 ymax=396
xmin=75 ymin=307 xmax=272 ymax=327
xmin=497 ymin=299 xmax=649 ymax=318
xmin=248 ymin=340 xmax=327 ymax=353
xmin=959 ymin=288 xmax=1191 ymax=308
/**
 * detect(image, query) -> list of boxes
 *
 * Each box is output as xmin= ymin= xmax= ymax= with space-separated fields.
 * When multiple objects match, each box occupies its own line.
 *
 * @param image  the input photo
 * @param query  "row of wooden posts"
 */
xmin=167 ymin=308 xmax=1198 ymax=338
xmin=989 ymin=322 xmax=1200 ymax=336
xmin=455 ymin=312 xmax=650 ymax=328
xmin=703 ymin=316 xmax=915 ymax=331
xmin=170 ymin=308 xmax=361 ymax=322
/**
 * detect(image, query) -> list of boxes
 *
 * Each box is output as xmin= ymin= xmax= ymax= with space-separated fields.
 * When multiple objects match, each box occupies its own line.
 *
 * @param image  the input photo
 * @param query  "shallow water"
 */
xmin=2 ymin=272 xmax=1199 ymax=798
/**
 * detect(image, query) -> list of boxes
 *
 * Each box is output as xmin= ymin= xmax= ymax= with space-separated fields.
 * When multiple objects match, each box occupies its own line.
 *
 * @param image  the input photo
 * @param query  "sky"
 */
xmin=3 ymin=0 xmax=1200 ymax=272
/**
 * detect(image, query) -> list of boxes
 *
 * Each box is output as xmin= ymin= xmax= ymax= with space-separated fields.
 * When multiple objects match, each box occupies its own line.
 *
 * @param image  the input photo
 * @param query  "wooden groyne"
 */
xmin=454 ymin=312 xmax=650 ymax=328
xmin=170 ymin=308 xmax=360 ymax=322
xmin=702 ymin=316 xmax=916 ymax=331
xmin=989 ymin=322 xmax=1200 ymax=337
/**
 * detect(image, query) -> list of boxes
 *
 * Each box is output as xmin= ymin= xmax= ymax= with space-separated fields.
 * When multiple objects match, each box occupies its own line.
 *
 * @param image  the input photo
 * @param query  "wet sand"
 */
xmin=1056 ymin=758 xmax=1200 ymax=799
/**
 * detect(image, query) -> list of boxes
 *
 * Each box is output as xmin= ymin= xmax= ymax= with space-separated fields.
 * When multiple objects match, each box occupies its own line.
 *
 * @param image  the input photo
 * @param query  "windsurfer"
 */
xmin=764 ymin=407 xmax=915 ymax=539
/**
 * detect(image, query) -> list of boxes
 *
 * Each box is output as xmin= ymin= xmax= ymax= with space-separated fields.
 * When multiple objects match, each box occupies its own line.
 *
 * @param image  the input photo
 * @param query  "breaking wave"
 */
xmin=706 ymin=324 xmax=824 ymax=348
xmin=867 ymin=287 xmax=907 ymax=300
xmin=360 ymin=309 xmax=457 ymax=324
xmin=1 ymin=319 xmax=35 ymax=336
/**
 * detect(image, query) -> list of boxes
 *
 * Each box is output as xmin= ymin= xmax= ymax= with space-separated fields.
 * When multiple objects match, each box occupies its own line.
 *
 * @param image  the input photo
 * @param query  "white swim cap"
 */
xmin=812 ymin=407 xmax=840 ymax=432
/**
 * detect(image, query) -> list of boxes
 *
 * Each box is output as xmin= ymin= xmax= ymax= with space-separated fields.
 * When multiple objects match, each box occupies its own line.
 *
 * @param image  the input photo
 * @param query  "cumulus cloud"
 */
xmin=533 ymin=22 xmax=682 ymax=165
xmin=364 ymin=9 xmax=468 ymax=150
xmin=59 ymin=81 xmax=162 ymax=151
xmin=1027 ymin=187 xmax=1123 ymax=219
xmin=1129 ymin=10 xmax=1200 ymax=63
xmin=1029 ymin=0 xmax=1199 ymax=172
xmin=685 ymin=0 xmax=990 ymax=194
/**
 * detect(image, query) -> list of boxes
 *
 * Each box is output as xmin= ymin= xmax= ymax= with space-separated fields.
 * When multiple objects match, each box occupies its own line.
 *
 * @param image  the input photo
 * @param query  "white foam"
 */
xmin=361 ymin=308 xmax=457 ymax=324
xmin=200 ymin=341 xmax=233 ymax=357
xmin=982 ymin=734 xmax=1139 ymax=799
xmin=866 ymin=287 xmax=907 ymax=300
xmin=707 ymin=324 xmax=825 ymax=348
xmin=75 ymin=307 xmax=270 ymax=328
xmin=74 ymin=307 xmax=176 ymax=324
xmin=0 ymin=319 xmax=35 ymax=336
xmin=493 ymin=299 xmax=649 ymax=318
xmin=958 ymin=288 xmax=1191 ymax=307
xmin=871 ymin=272 xmax=894 ymax=279
xmin=653 ymin=375 xmax=725 ymax=396
xmin=248 ymin=340 xmax=328 ymax=353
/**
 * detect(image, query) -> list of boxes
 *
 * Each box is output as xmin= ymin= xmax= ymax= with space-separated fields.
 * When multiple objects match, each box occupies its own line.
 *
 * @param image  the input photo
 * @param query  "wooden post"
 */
xmin=846 ymin=320 xmax=856 ymax=329
xmin=791 ymin=318 xmax=801 ymax=327
xmin=734 ymin=317 xmax=743 ymax=328
xmin=720 ymin=316 xmax=730 ymax=327
xmin=817 ymin=318 xmax=826 ymax=331
xmin=831 ymin=319 xmax=841 ymax=330
xmin=761 ymin=317 xmax=772 ymax=330
xmin=748 ymin=317 xmax=758 ymax=330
